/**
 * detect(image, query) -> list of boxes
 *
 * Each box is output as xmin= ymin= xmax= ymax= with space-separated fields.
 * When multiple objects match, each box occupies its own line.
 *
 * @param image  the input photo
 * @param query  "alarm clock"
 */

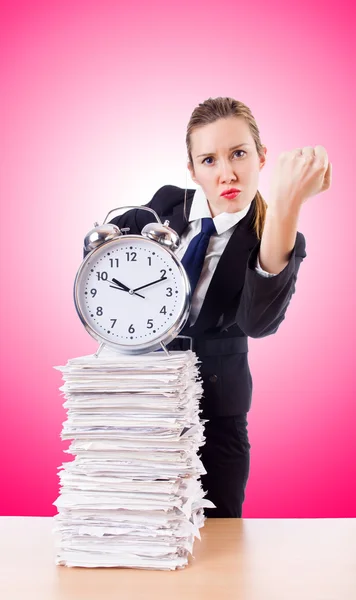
xmin=74 ymin=206 xmax=192 ymax=355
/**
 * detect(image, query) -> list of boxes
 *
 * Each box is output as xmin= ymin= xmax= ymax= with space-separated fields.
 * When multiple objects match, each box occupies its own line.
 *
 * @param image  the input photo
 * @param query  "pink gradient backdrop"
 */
xmin=0 ymin=0 xmax=355 ymax=517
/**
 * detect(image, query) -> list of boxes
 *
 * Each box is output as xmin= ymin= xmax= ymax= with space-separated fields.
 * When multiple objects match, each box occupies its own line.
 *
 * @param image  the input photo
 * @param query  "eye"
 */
xmin=202 ymin=156 xmax=214 ymax=165
xmin=233 ymin=150 xmax=246 ymax=158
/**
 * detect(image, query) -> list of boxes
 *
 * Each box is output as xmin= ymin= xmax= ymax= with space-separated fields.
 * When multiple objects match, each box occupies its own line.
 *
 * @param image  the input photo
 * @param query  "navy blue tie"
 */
xmin=181 ymin=217 xmax=216 ymax=296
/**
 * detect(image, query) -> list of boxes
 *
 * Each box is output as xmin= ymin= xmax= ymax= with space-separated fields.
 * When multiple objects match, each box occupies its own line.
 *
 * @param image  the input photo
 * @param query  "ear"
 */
xmin=259 ymin=145 xmax=267 ymax=170
xmin=187 ymin=161 xmax=198 ymax=183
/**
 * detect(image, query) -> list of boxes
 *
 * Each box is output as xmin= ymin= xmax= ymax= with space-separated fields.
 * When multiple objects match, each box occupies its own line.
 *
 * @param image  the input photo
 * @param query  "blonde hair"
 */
xmin=184 ymin=96 xmax=267 ymax=239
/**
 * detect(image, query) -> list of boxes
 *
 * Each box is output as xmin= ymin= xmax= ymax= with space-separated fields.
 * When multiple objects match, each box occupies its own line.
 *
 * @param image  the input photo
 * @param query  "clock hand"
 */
xmin=110 ymin=278 xmax=145 ymax=299
xmin=109 ymin=284 xmax=145 ymax=299
xmin=133 ymin=276 xmax=168 ymax=292
xmin=112 ymin=278 xmax=130 ymax=291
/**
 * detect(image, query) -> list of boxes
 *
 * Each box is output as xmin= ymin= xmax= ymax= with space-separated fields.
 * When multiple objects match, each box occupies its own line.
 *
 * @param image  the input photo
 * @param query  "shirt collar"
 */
xmin=188 ymin=186 xmax=252 ymax=235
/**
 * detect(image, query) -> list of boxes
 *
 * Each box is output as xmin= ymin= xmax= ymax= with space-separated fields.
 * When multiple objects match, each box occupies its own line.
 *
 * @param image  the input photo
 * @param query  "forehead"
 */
xmin=191 ymin=117 xmax=253 ymax=155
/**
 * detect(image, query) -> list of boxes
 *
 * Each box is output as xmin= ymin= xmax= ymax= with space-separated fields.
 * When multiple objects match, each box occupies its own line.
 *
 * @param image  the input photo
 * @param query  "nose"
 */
xmin=219 ymin=159 xmax=237 ymax=184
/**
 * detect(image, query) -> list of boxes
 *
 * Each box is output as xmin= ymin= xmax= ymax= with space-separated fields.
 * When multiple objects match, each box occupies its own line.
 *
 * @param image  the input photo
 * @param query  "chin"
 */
xmin=209 ymin=195 xmax=247 ymax=217
xmin=222 ymin=198 xmax=245 ymax=213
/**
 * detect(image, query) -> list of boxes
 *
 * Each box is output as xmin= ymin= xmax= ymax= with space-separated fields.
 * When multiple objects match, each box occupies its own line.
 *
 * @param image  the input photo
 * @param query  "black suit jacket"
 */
xmin=83 ymin=185 xmax=307 ymax=417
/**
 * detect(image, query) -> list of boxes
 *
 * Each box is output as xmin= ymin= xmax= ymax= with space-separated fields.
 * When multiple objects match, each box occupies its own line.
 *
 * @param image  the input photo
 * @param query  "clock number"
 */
xmin=126 ymin=252 xmax=137 ymax=261
xmin=110 ymin=319 xmax=117 ymax=328
xmin=128 ymin=324 xmax=135 ymax=333
xmin=109 ymin=258 xmax=119 ymax=268
xmin=148 ymin=256 xmax=152 ymax=266
xmin=147 ymin=319 xmax=153 ymax=329
xmin=166 ymin=287 xmax=173 ymax=297
xmin=90 ymin=288 xmax=97 ymax=297
xmin=96 ymin=271 xmax=108 ymax=281
xmin=96 ymin=307 xmax=103 ymax=316
xmin=160 ymin=306 xmax=167 ymax=315
xmin=160 ymin=269 xmax=166 ymax=279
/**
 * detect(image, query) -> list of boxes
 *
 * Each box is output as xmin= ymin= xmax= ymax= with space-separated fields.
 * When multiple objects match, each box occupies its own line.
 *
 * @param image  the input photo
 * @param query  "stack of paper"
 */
xmin=53 ymin=348 xmax=215 ymax=570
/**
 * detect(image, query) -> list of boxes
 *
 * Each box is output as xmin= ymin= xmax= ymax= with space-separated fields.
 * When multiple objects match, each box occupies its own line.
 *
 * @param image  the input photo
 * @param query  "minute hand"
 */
xmin=133 ymin=276 xmax=168 ymax=292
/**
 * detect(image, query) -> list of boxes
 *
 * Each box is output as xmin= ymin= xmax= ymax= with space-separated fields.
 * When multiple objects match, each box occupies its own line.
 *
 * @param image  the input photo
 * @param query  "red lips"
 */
xmin=220 ymin=188 xmax=241 ymax=197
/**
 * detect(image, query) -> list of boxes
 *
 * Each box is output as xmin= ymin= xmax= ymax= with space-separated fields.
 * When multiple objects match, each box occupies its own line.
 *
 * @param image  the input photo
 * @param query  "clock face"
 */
xmin=74 ymin=235 xmax=191 ymax=352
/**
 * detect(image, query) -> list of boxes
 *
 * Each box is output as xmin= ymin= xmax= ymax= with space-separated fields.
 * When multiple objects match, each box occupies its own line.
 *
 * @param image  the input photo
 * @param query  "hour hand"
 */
xmin=112 ymin=278 xmax=130 ymax=291
xmin=110 ymin=278 xmax=145 ymax=299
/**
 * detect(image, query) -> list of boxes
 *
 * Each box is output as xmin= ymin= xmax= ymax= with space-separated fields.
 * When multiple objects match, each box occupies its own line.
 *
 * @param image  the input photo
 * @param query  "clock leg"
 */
xmin=176 ymin=335 xmax=193 ymax=351
xmin=94 ymin=342 xmax=107 ymax=358
xmin=159 ymin=341 xmax=171 ymax=356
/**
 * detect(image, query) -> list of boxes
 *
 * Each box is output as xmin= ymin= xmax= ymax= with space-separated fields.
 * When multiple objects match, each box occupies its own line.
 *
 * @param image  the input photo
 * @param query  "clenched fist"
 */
xmin=269 ymin=145 xmax=332 ymax=216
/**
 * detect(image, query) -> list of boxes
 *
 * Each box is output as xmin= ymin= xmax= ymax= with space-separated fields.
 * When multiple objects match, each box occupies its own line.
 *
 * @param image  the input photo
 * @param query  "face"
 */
xmin=188 ymin=116 xmax=267 ymax=217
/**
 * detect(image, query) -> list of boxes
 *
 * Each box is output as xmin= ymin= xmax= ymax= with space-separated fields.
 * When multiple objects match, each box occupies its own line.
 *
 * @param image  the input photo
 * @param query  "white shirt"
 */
xmin=175 ymin=186 xmax=276 ymax=327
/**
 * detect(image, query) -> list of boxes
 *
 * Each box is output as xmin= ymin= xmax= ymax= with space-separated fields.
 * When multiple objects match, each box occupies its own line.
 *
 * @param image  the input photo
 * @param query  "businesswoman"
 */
xmin=87 ymin=97 xmax=332 ymax=517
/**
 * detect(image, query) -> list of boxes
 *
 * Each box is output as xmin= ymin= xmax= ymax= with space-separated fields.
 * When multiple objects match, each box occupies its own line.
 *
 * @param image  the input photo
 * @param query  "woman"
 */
xmin=87 ymin=97 xmax=331 ymax=517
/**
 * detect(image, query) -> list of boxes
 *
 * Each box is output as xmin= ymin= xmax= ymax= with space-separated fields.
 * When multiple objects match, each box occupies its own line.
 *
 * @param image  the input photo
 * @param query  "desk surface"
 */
xmin=0 ymin=517 xmax=355 ymax=600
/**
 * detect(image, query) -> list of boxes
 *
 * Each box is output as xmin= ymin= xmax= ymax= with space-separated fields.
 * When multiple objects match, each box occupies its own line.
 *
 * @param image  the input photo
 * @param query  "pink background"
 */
xmin=0 ymin=0 xmax=355 ymax=518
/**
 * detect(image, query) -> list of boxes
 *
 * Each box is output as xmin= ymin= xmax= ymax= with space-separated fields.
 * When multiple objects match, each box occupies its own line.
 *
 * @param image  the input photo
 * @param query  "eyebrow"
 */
xmin=196 ymin=143 xmax=250 ymax=158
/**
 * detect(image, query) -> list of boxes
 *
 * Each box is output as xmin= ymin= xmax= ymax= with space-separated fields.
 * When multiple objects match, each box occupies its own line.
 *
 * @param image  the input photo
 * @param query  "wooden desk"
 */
xmin=0 ymin=517 xmax=355 ymax=599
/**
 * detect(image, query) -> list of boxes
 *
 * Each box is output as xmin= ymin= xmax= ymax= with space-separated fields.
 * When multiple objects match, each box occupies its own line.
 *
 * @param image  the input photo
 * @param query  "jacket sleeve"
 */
xmin=235 ymin=231 xmax=307 ymax=338
xmin=82 ymin=186 xmax=168 ymax=260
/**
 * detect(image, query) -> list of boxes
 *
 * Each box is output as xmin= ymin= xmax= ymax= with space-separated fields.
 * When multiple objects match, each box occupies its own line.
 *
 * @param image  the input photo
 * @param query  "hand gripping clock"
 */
xmin=74 ymin=206 xmax=192 ymax=356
